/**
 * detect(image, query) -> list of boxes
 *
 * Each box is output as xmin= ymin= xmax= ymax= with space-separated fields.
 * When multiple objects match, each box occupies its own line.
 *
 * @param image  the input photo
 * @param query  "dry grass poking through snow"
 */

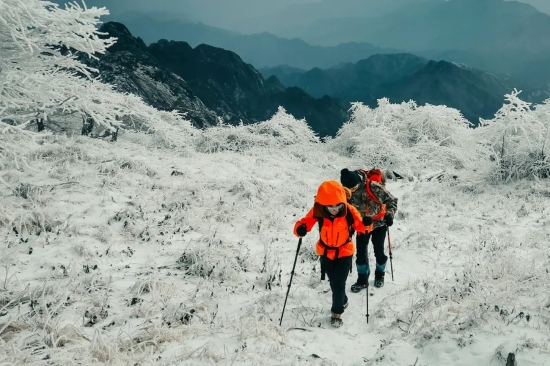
xmin=363 ymin=180 xmax=550 ymax=365
xmin=2 ymin=113 xmax=550 ymax=365
xmin=0 ymin=123 xmax=346 ymax=365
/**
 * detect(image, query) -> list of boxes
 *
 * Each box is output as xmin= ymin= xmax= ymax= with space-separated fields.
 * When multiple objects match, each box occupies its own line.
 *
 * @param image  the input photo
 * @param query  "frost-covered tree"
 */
xmin=329 ymin=99 xmax=479 ymax=178
xmin=477 ymin=90 xmax=550 ymax=181
xmin=0 ymin=0 xmax=192 ymax=164
xmin=0 ymin=0 xmax=116 ymax=125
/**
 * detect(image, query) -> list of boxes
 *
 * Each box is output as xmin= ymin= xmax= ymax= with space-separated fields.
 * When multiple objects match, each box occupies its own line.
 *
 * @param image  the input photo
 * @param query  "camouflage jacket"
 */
xmin=348 ymin=170 xmax=398 ymax=229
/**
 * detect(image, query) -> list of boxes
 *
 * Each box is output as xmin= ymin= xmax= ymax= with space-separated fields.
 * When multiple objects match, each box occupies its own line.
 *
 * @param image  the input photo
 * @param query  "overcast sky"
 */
xmin=55 ymin=0 xmax=550 ymax=33
xmin=70 ymin=0 xmax=320 ymax=23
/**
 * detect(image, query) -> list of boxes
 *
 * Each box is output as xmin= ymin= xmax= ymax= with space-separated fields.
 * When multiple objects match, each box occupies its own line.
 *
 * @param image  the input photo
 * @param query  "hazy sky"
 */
xmin=67 ymin=0 xmax=320 ymax=24
xmin=56 ymin=0 xmax=550 ymax=33
xmin=513 ymin=0 xmax=550 ymax=14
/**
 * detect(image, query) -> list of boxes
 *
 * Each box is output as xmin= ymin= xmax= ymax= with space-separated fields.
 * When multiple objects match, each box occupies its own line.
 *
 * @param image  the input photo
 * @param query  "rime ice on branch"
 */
xmin=0 ymin=0 xmax=191 ymax=163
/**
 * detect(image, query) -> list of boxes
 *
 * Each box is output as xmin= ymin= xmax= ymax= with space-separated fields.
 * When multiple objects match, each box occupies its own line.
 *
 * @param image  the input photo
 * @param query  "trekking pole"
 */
xmin=387 ymin=228 xmax=394 ymax=281
xmin=279 ymin=238 xmax=302 ymax=326
xmin=366 ymin=281 xmax=370 ymax=323
xmin=365 ymin=243 xmax=370 ymax=323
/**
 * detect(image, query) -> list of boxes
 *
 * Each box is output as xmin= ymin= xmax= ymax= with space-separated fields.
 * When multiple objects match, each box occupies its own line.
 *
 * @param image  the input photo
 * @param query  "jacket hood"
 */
xmin=314 ymin=180 xmax=347 ymax=206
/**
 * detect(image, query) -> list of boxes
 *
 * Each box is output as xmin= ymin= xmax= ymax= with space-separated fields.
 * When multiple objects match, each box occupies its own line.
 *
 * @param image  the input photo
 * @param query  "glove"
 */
xmin=296 ymin=223 xmax=307 ymax=237
xmin=384 ymin=213 xmax=394 ymax=227
xmin=362 ymin=216 xmax=373 ymax=226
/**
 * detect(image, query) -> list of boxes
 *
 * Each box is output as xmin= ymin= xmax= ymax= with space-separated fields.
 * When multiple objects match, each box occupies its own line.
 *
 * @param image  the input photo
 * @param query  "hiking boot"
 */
xmin=350 ymin=274 xmax=368 ymax=293
xmin=331 ymin=313 xmax=343 ymax=328
xmin=350 ymin=282 xmax=367 ymax=293
xmin=374 ymin=274 xmax=385 ymax=288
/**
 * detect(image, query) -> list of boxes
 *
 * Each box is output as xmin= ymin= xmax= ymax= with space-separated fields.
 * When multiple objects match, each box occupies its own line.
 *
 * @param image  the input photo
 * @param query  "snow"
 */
xmin=4 ymin=3 xmax=549 ymax=363
xmin=1 ymin=103 xmax=550 ymax=366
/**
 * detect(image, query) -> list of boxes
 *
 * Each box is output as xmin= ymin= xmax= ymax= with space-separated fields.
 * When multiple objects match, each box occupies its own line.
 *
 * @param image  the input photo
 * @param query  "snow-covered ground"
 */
xmin=1 ymin=108 xmax=549 ymax=366
xmin=2 ymin=2 xmax=550 ymax=364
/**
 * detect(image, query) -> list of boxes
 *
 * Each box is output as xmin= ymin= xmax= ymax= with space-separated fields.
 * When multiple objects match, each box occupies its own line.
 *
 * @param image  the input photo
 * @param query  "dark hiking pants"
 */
xmin=355 ymin=225 xmax=388 ymax=279
xmin=320 ymin=255 xmax=353 ymax=315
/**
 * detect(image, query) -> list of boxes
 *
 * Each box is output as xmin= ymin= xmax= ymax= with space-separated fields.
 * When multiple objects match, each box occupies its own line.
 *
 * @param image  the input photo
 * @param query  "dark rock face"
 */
xmin=92 ymin=22 xmax=218 ymax=127
xmin=148 ymin=40 xmax=268 ymax=123
xmin=91 ymin=22 xmax=349 ymax=136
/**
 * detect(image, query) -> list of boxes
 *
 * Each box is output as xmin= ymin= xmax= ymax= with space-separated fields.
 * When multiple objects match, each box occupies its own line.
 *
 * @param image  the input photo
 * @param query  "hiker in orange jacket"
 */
xmin=294 ymin=180 xmax=372 ymax=327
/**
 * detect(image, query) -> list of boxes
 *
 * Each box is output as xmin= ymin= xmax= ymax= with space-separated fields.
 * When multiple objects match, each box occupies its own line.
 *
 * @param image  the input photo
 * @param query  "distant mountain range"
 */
xmin=107 ymin=0 xmax=550 ymax=90
xmin=108 ymin=12 xmax=399 ymax=70
xmin=261 ymin=53 xmax=537 ymax=124
xmin=270 ymin=0 xmax=550 ymax=88
xmin=86 ymin=20 xmax=546 ymax=137
xmin=89 ymin=22 xmax=349 ymax=136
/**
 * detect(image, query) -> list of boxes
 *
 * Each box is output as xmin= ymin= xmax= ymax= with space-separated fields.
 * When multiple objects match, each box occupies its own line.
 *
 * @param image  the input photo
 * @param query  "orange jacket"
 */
xmin=293 ymin=180 xmax=372 ymax=260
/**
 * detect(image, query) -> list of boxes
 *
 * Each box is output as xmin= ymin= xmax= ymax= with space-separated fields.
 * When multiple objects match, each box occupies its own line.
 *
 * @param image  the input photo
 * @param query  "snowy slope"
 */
xmin=1 ymin=107 xmax=550 ymax=366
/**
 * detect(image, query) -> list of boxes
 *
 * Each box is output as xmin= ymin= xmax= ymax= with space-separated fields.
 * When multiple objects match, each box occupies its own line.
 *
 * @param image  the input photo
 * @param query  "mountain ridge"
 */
xmin=90 ymin=22 xmax=350 ymax=136
xmin=261 ymin=53 xmax=527 ymax=124
xmin=107 ymin=13 xmax=400 ymax=70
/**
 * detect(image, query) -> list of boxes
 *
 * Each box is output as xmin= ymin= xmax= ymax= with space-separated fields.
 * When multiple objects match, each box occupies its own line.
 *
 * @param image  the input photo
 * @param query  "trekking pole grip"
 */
xmin=280 ymin=238 xmax=302 ymax=326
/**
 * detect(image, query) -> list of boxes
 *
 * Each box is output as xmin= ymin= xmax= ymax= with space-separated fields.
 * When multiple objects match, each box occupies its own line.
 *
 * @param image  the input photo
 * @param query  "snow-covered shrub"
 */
xmin=9 ymin=209 xmax=61 ymax=236
xmin=176 ymin=233 xmax=252 ymax=281
xmin=194 ymin=107 xmax=319 ymax=155
xmin=33 ymin=138 xmax=92 ymax=165
xmin=117 ymin=158 xmax=158 ymax=178
xmin=476 ymin=90 xmax=550 ymax=181
xmin=234 ymin=312 xmax=284 ymax=342
xmin=259 ymin=241 xmax=282 ymax=291
xmin=330 ymin=99 xmax=480 ymax=179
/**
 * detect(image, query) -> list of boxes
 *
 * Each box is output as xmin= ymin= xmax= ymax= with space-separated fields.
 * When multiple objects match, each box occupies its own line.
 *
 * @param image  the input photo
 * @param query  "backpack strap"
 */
xmin=317 ymin=209 xmax=354 ymax=242
xmin=358 ymin=169 xmax=379 ymax=201
xmin=345 ymin=209 xmax=354 ymax=275
xmin=359 ymin=169 xmax=386 ymax=221
xmin=365 ymin=180 xmax=379 ymax=203
xmin=366 ymin=181 xmax=386 ymax=221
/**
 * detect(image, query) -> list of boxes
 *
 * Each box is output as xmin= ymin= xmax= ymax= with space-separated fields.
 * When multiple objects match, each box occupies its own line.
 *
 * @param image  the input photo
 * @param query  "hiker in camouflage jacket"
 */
xmin=340 ymin=168 xmax=398 ymax=289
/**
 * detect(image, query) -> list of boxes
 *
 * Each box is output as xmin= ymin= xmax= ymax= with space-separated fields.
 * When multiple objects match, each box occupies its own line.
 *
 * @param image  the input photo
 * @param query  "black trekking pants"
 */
xmin=355 ymin=225 xmax=388 ymax=276
xmin=320 ymin=255 xmax=353 ymax=315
